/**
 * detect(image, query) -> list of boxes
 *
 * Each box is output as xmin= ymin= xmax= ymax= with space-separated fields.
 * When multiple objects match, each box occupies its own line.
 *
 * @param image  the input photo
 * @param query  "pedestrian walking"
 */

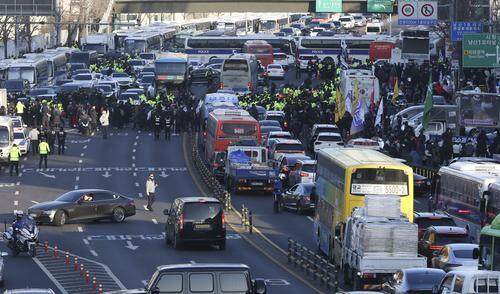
xmin=99 ymin=108 xmax=109 ymax=139
xmin=9 ymin=144 xmax=21 ymax=176
xmin=153 ymin=111 xmax=162 ymax=140
xmin=146 ymin=173 xmax=158 ymax=211
xmin=38 ymin=138 xmax=50 ymax=169
xmin=28 ymin=127 xmax=39 ymax=154
xmin=57 ymin=127 xmax=66 ymax=155
xmin=48 ymin=127 xmax=56 ymax=154
xmin=164 ymin=114 xmax=172 ymax=141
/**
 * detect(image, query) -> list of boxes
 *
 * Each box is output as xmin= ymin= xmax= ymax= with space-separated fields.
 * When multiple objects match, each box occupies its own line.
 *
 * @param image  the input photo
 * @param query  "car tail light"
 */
xmin=429 ymin=245 xmax=443 ymax=251
xmin=219 ymin=82 xmax=224 ymax=89
xmin=300 ymin=172 xmax=309 ymax=177
xmin=178 ymin=213 xmax=184 ymax=233
xmin=458 ymin=209 xmax=471 ymax=215
xmin=203 ymin=131 xmax=207 ymax=137
xmin=221 ymin=212 xmax=226 ymax=228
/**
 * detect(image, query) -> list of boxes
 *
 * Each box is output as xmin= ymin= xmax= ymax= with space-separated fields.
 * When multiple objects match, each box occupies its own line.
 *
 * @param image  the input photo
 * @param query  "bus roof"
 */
xmin=156 ymin=57 xmax=187 ymax=63
xmin=318 ymin=147 xmax=407 ymax=168
xmin=209 ymin=109 xmax=256 ymax=122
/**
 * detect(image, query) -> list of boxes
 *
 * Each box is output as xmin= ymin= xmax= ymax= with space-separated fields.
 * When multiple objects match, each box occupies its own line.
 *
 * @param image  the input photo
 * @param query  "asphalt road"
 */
xmin=0 ymin=128 xmax=316 ymax=293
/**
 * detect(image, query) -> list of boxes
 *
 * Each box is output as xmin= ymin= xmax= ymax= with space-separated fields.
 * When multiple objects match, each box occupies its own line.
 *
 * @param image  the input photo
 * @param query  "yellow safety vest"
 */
xmin=9 ymin=146 xmax=21 ymax=161
xmin=39 ymin=142 xmax=50 ymax=155
xmin=16 ymin=102 xmax=24 ymax=114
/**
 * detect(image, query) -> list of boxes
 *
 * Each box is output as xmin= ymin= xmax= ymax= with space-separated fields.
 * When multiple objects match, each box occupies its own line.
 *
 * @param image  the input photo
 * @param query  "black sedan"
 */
xmin=281 ymin=183 xmax=316 ymax=214
xmin=382 ymin=268 xmax=446 ymax=294
xmin=28 ymin=189 xmax=136 ymax=226
xmin=414 ymin=173 xmax=431 ymax=196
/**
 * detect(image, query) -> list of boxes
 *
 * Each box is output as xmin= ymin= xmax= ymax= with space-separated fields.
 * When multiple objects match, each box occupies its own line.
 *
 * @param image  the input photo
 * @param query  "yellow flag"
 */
xmin=335 ymin=87 xmax=345 ymax=123
xmin=352 ymin=80 xmax=359 ymax=110
xmin=392 ymin=78 xmax=399 ymax=104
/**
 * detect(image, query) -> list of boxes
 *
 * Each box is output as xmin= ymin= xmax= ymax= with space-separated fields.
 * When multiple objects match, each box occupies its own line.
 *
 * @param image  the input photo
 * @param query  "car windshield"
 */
xmin=0 ymin=127 xmax=8 ymax=145
xmin=112 ymin=73 xmax=129 ymax=78
xmin=318 ymin=135 xmax=341 ymax=142
xmin=453 ymin=249 xmax=474 ymax=258
xmin=302 ymin=164 xmax=316 ymax=173
xmin=96 ymin=85 xmax=112 ymax=91
xmin=274 ymin=54 xmax=286 ymax=60
xmin=276 ymin=143 xmax=304 ymax=152
xmin=268 ymin=65 xmax=281 ymax=69
xmin=367 ymin=26 xmax=381 ymax=32
xmin=130 ymin=60 xmax=145 ymax=66
xmin=436 ymin=234 xmax=470 ymax=246
xmin=74 ymin=74 xmax=92 ymax=80
xmin=415 ymin=218 xmax=456 ymax=230
xmin=56 ymin=191 xmax=82 ymax=202
xmin=13 ymin=132 xmax=24 ymax=139
xmin=340 ymin=17 xmax=351 ymax=22
xmin=141 ymin=75 xmax=154 ymax=83
xmin=183 ymin=202 xmax=222 ymax=221
xmin=406 ymin=272 xmax=444 ymax=288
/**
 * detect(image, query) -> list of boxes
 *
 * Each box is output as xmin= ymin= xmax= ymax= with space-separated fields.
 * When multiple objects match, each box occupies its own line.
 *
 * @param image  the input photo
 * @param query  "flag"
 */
xmin=392 ymin=78 xmax=399 ymax=105
xmin=370 ymin=79 xmax=375 ymax=113
xmin=353 ymin=94 xmax=365 ymax=128
xmin=352 ymin=80 xmax=359 ymax=111
xmin=335 ymin=87 xmax=345 ymax=123
xmin=375 ymin=99 xmax=383 ymax=127
xmin=423 ymin=74 xmax=434 ymax=130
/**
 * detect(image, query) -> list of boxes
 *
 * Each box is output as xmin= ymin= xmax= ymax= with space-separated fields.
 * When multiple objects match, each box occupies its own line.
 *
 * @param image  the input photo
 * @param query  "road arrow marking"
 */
xmin=39 ymin=171 xmax=56 ymax=179
xmin=159 ymin=171 xmax=169 ymax=178
xmin=125 ymin=241 xmax=139 ymax=250
xmin=102 ymin=171 xmax=112 ymax=178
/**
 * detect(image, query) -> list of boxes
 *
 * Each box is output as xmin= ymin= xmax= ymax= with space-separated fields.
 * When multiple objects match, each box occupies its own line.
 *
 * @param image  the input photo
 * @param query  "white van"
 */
xmin=339 ymin=15 xmax=355 ymax=29
xmin=0 ymin=116 xmax=14 ymax=164
xmin=435 ymin=270 xmax=500 ymax=293
xmin=366 ymin=22 xmax=382 ymax=35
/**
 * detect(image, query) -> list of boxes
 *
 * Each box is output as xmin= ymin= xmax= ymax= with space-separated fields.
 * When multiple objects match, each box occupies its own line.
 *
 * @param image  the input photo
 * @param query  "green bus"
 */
xmin=478 ymin=214 xmax=500 ymax=271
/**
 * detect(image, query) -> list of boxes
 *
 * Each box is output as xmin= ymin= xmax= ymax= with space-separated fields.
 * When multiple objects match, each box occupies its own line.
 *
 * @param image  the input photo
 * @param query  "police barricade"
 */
xmin=410 ymin=163 xmax=439 ymax=179
xmin=241 ymin=205 xmax=253 ymax=234
xmin=287 ymin=238 xmax=337 ymax=291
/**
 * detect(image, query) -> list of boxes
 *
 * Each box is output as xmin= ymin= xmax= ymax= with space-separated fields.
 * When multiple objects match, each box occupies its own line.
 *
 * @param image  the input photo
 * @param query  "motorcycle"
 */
xmin=2 ymin=218 xmax=39 ymax=257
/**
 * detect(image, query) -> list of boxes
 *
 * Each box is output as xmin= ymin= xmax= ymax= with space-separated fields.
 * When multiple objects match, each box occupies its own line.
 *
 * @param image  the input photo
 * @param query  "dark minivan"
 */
xmin=164 ymin=197 xmax=226 ymax=250
xmin=110 ymin=263 xmax=266 ymax=294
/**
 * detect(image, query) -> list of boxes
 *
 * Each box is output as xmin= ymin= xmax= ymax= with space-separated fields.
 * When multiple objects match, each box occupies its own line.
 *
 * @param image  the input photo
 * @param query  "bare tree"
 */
xmin=0 ymin=16 xmax=15 ymax=59
xmin=20 ymin=16 xmax=41 ymax=53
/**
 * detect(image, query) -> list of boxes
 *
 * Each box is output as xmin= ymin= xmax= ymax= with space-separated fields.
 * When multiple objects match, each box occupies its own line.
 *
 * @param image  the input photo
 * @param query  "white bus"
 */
xmin=297 ymin=35 xmax=383 ymax=63
xmin=220 ymin=54 xmax=259 ymax=94
xmin=259 ymin=14 xmax=290 ymax=33
xmin=185 ymin=35 xmax=296 ymax=63
xmin=25 ymin=51 xmax=67 ymax=82
xmin=216 ymin=17 xmax=259 ymax=36
xmin=124 ymin=32 xmax=163 ymax=55
xmin=7 ymin=58 xmax=49 ymax=87
xmin=0 ymin=116 xmax=14 ymax=164
xmin=437 ymin=160 xmax=500 ymax=237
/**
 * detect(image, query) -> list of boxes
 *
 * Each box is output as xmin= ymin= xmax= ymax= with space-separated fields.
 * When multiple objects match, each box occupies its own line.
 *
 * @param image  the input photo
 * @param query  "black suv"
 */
xmin=164 ymin=197 xmax=226 ymax=250
xmin=137 ymin=263 xmax=266 ymax=294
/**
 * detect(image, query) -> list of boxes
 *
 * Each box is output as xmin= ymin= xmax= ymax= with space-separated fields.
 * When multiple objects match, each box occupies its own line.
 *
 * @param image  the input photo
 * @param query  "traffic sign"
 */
xmin=398 ymin=0 xmax=437 ymax=25
xmin=367 ymin=0 xmax=394 ymax=13
xmin=451 ymin=22 xmax=483 ymax=41
xmin=315 ymin=0 xmax=342 ymax=12
xmin=462 ymin=34 xmax=500 ymax=68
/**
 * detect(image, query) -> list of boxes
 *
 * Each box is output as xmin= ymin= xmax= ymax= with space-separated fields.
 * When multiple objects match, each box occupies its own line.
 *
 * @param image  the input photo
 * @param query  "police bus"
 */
xmin=185 ymin=35 xmax=296 ymax=63
xmin=154 ymin=53 xmax=188 ymax=87
xmin=297 ymin=35 xmax=384 ymax=63
xmin=259 ymin=14 xmax=290 ymax=33
xmin=7 ymin=58 xmax=49 ymax=87
xmin=216 ymin=17 xmax=259 ymax=36
xmin=124 ymin=32 xmax=163 ymax=55
xmin=220 ymin=54 xmax=259 ymax=94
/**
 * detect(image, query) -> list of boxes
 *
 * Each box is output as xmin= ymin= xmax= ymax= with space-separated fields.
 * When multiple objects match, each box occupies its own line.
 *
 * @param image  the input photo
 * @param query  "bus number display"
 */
xmin=351 ymin=184 xmax=408 ymax=196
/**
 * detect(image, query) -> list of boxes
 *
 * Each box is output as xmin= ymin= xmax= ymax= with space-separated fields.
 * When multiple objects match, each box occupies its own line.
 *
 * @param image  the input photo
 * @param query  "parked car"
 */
xmin=164 ymin=197 xmax=226 ymax=250
xmin=266 ymin=64 xmax=285 ymax=79
xmin=418 ymin=226 xmax=474 ymax=267
xmin=434 ymin=270 xmax=500 ymax=294
xmin=313 ymin=132 xmax=343 ymax=153
xmin=431 ymin=243 xmax=479 ymax=272
xmin=382 ymin=268 xmax=446 ymax=294
xmin=27 ymin=189 xmax=136 ymax=226
xmin=309 ymin=124 xmax=340 ymax=150
xmin=414 ymin=212 xmax=457 ymax=239
xmin=132 ymin=263 xmax=266 ymax=294
xmin=281 ymin=183 xmax=316 ymax=214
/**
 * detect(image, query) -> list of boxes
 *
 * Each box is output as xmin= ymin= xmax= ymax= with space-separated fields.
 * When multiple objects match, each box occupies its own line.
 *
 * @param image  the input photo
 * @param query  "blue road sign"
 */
xmin=451 ymin=22 xmax=483 ymax=41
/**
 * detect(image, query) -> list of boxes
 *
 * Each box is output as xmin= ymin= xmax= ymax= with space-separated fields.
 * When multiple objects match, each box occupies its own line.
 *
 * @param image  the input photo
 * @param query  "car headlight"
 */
xmin=42 ymin=210 xmax=57 ymax=217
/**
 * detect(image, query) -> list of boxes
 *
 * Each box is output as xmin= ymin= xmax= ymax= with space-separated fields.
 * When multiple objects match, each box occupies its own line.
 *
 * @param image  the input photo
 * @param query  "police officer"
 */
xmin=48 ymin=127 xmax=56 ymax=155
xmin=153 ymin=110 xmax=162 ymax=140
xmin=9 ymin=143 xmax=21 ymax=176
xmin=164 ymin=112 xmax=172 ymax=141
xmin=39 ymin=138 xmax=50 ymax=169
xmin=273 ymin=173 xmax=285 ymax=213
xmin=57 ymin=127 xmax=66 ymax=155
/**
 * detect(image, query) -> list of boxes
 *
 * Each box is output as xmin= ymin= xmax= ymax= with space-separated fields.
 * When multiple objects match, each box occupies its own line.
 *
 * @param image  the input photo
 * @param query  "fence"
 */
xmin=287 ymin=238 xmax=338 ymax=291
xmin=191 ymin=136 xmax=231 ymax=211
xmin=241 ymin=205 xmax=252 ymax=233
xmin=410 ymin=164 xmax=439 ymax=179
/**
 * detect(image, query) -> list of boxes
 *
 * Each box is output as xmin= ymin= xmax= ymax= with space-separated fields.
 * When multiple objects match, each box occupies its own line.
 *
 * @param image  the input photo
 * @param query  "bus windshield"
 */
xmin=249 ymin=46 xmax=272 ymax=55
xmin=156 ymin=62 xmax=186 ymax=75
xmin=351 ymin=168 xmax=409 ymax=196
xmin=0 ymin=126 xmax=10 ymax=146
xmin=125 ymin=40 xmax=146 ymax=53
xmin=223 ymin=60 xmax=248 ymax=72
xmin=220 ymin=123 xmax=257 ymax=138
xmin=8 ymin=67 xmax=35 ymax=83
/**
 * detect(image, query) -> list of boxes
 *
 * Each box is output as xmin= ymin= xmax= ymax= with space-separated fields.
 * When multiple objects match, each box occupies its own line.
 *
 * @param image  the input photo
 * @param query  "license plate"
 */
xmin=251 ymin=182 xmax=264 ymax=186
xmin=194 ymin=224 xmax=211 ymax=230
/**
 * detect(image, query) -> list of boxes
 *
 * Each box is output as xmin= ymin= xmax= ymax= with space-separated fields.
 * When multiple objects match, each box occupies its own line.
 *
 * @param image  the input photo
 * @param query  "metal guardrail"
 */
xmin=191 ymin=137 xmax=231 ymax=211
xmin=241 ymin=205 xmax=253 ymax=233
xmin=410 ymin=164 xmax=439 ymax=179
xmin=287 ymin=238 xmax=338 ymax=291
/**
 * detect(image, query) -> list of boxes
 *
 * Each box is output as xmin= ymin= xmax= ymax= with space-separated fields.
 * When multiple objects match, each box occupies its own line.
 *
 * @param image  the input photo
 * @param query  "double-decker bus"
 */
xmin=185 ymin=35 xmax=296 ymax=63
xmin=297 ymin=35 xmax=382 ymax=63
xmin=478 ymin=213 xmax=500 ymax=271
xmin=242 ymin=40 xmax=274 ymax=68
xmin=436 ymin=161 xmax=500 ymax=238
xmin=313 ymin=148 xmax=414 ymax=260
xmin=205 ymin=109 xmax=261 ymax=167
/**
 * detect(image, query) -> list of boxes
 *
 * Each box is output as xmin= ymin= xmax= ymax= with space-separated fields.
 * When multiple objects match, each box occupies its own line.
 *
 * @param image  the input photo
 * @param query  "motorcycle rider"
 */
xmin=273 ymin=173 xmax=285 ymax=213
xmin=12 ymin=210 xmax=26 ymax=246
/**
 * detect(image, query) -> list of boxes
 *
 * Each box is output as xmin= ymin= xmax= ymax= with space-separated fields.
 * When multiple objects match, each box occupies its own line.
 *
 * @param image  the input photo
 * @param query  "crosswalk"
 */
xmin=34 ymin=245 xmax=125 ymax=294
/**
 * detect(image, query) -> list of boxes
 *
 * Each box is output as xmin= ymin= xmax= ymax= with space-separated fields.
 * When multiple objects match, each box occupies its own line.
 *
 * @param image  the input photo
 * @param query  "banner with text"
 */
xmin=367 ymin=0 xmax=394 ymax=13
xmin=316 ymin=0 xmax=342 ymax=12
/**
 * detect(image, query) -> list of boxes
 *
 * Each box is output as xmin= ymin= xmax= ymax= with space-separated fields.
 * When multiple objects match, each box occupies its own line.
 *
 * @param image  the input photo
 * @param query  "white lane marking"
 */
xmin=31 ymin=200 xmax=39 ymax=204
xmin=18 ymin=173 xmax=23 ymax=177
xmin=133 ymin=172 xmax=137 ymax=177
xmin=190 ymin=261 xmax=196 ymax=264
xmin=75 ymin=176 xmax=79 ymax=181
xmin=135 ymin=182 xmax=139 ymax=187
xmin=133 ymin=142 xmax=137 ymax=146
xmin=135 ymin=135 xmax=139 ymax=139
xmin=83 ymin=145 xmax=87 ymax=149
xmin=152 ymin=219 xmax=158 ymax=225
xmin=23 ymin=157 xmax=27 ymax=161
xmin=80 ymin=153 xmax=84 ymax=157
xmin=138 ymin=193 xmax=143 ymax=198
xmin=132 ymin=156 xmax=135 ymax=160
xmin=132 ymin=163 xmax=136 ymax=167
xmin=90 ymin=250 xmax=98 ymax=257
xmin=20 ymin=164 xmax=24 ymax=168
xmin=83 ymin=239 xmax=89 ymax=245
xmin=16 ymin=181 xmax=20 ymax=186
xmin=78 ymin=159 xmax=82 ymax=163
xmin=307 ymin=216 xmax=314 ymax=222
xmin=74 ymin=185 xmax=79 ymax=189
xmin=14 ymin=191 xmax=19 ymax=195
xmin=143 ymin=205 xmax=148 ymax=210
xmin=14 ymin=200 xmax=18 ymax=206
xmin=33 ymin=258 xmax=68 ymax=294
xmin=77 ymin=226 xmax=83 ymax=232
xmin=132 ymin=149 xmax=136 ymax=153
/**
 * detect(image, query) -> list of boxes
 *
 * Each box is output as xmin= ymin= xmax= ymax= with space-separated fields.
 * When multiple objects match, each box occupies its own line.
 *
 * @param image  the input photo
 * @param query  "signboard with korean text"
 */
xmin=316 ymin=0 xmax=342 ymax=12
xmin=462 ymin=34 xmax=500 ymax=68
xmin=451 ymin=22 xmax=483 ymax=41
xmin=367 ymin=0 xmax=394 ymax=13
xmin=398 ymin=0 xmax=438 ymax=26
